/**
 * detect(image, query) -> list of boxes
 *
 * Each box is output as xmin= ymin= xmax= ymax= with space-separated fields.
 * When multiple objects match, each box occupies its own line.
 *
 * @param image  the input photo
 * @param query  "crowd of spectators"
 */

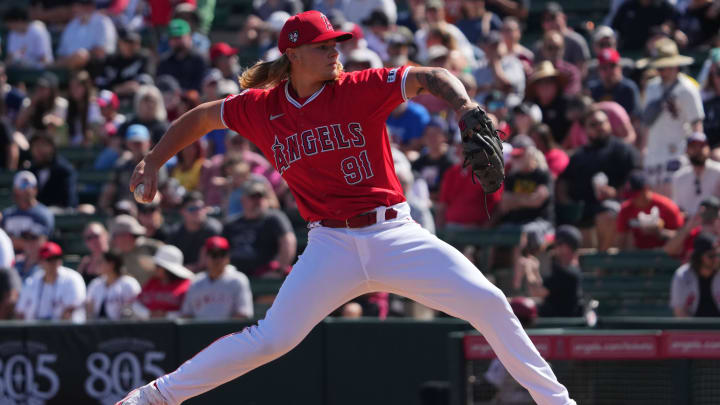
xmin=1 ymin=0 xmax=720 ymax=321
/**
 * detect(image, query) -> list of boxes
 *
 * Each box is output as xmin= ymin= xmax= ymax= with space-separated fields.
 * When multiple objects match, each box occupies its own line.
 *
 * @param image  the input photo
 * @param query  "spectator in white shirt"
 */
xmin=672 ymin=132 xmax=720 ymax=217
xmin=3 ymin=7 xmax=53 ymax=69
xmin=181 ymin=237 xmax=253 ymax=320
xmin=55 ymin=0 xmax=117 ymax=69
xmin=15 ymin=242 xmax=86 ymax=322
xmin=86 ymin=251 xmax=141 ymax=320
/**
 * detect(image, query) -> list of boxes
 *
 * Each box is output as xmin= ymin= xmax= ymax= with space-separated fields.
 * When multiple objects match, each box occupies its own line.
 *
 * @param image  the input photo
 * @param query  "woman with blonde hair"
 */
xmin=117 ymin=84 xmax=169 ymax=144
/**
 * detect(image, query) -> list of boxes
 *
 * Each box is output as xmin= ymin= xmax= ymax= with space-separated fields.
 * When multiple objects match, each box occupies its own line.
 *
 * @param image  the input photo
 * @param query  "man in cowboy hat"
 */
xmin=526 ymin=61 xmax=572 ymax=145
xmin=641 ymin=38 xmax=704 ymax=197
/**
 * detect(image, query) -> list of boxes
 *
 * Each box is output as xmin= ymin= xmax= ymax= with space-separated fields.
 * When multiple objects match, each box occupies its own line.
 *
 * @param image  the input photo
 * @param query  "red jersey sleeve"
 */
xmin=661 ymin=200 xmax=684 ymax=230
xmin=342 ymin=66 xmax=412 ymax=120
xmin=221 ymin=89 xmax=267 ymax=145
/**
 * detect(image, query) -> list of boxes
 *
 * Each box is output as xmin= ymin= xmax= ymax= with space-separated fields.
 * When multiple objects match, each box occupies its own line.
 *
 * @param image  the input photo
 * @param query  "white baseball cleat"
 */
xmin=115 ymin=381 xmax=168 ymax=405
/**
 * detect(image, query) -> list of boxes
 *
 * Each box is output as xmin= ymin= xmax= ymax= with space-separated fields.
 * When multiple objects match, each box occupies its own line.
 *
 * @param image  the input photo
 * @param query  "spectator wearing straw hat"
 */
xmin=137 ymin=245 xmax=193 ymax=319
xmin=641 ymin=38 xmax=704 ymax=197
xmin=181 ymin=236 xmax=254 ymax=320
xmin=15 ymin=242 xmax=86 ymax=321
xmin=525 ymin=61 xmax=572 ymax=145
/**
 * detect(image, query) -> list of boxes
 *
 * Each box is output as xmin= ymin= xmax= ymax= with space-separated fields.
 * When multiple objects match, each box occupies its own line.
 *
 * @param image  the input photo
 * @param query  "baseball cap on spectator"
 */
xmin=513 ymin=102 xmax=543 ymax=123
xmin=205 ymin=236 xmax=230 ymax=252
xmin=593 ymin=26 xmax=616 ymax=43
xmin=157 ymin=75 xmax=181 ymax=94
xmin=687 ymin=132 xmax=708 ymax=144
xmin=553 ymin=225 xmax=582 ymax=251
xmin=243 ymin=180 xmax=267 ymax=197
xmin=343 ymin=22 xmax=364 ymax=40
xmin=543 ymin=2 xmax=563 ymax=16
xmin=426 ymin=116 xmax=449 ymax=133
xmin=510 ymin=134 xmax=535 ymax=156
xmin=36 ymin=72 xmax=59 ymax=89
xmin=168 ymin=18 xmax=191 ymax=38
xmin=692 ymin=232 xmax=717 ymax=258
xmin=118 ymin=28 xmax=141 ymax=44
xmin=137 ymin=74 xmax=155 ymax=86
xmin=597 ymin=48 xmax=620 ymax=65
xmin=153 ymin=245 xmax=194 ymax=279
xmin=278 ymin=10 xmax=352 ymax=54
xmin=701 ymin=196 xmax=720 ymax=211
xmin=39 ymin=241 xmax=63 ymax=260
xmin=387 ymin=30 xmax=414 ymax=47
xmin=627 ymin=171 xmax=648 ymax=196
xmin=484 ymin=90 xmax=507 ymax=111
xmin=346 ymin=48 xmax=383 ymax=69
xmin=202 ymin=68 xmax=223 ymax=87
xmin=115 ymin=199 xmax=137 ymax=217
xmin=362 ymin=10 xmax=390 ymax=28
xmin=327 ymin=9 xmax=346 ymax=29
xmin=13 ymin=171 xmax=37 ymax=190
xmin=426 ymin=0 xmax=444 ymax=10
xmin=110 ymin=214 xmax=146 ymax=236
xmin=427 ymin=45 xmax=449 ymax=62
xmin=267 ymin=11 xmax=291 ymax=32
xmin=126 ymin=124 xmax=150 ymax=143
xmin=97 ymin=89 xmax=119 ymax=109
xmin=209 ymin=42 xmax=238 ymax=61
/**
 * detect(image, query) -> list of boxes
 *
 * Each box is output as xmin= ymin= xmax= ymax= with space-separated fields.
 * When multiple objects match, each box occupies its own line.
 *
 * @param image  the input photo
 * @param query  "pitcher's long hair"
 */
xmin=239 ymin=54 xmax=344 ymax=90
xmin=239 ymin=55 xmax=292 ymax=90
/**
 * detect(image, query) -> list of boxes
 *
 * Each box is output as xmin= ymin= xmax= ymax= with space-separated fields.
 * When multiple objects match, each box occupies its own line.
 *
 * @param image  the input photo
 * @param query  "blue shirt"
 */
xmin=386 ymin=102 xmax=430 ymax=145
xmin=589 ymin=77 xmax=642 ymax=116
xmin=1 ymin=203 xmax=55 ymax=238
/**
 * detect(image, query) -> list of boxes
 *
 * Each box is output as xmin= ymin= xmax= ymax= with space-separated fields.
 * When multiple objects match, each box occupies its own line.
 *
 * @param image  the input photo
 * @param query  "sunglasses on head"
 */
xmin=21 ymin=233 xmax=40 ymax=241
xmin=84 ymin=233 xmax=100 ymax=241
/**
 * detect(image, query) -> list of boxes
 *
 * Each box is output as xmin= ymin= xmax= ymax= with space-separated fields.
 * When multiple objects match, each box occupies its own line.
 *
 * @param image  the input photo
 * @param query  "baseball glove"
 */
xmin=458 ymin=106 xmax=505 ymax=193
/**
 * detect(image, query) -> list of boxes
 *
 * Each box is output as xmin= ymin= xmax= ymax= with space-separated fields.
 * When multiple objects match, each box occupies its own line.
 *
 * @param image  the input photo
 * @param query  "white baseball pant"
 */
xmin=155 ymin=203 xmax=573 ymax=405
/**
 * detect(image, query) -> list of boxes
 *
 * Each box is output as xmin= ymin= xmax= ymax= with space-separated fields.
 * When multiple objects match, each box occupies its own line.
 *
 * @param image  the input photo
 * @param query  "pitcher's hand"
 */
xmin=129 ymin=159 xmax=158 ymax=203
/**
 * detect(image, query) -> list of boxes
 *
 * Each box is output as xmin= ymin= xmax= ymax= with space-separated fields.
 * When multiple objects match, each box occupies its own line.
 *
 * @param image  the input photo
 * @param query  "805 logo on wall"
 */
xmin=0 ymin=341 xmax=60 ymax=404
xmin=85 ymin=338 xmax=167 ymax=405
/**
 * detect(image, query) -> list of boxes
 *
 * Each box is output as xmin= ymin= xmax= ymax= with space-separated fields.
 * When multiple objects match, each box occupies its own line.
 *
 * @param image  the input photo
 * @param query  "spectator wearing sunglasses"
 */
xmin=672 ymin=132 xmax=720 ymax=218
xmin=181 ymin=236 xmax=253 ymax=320
xmin=137 ymin=198 xmax=171 ymax=242
xmin=223 ymin=180 xmax=296 ymax=278
xmin=671 ymin=232 xmax=720 ymax=317
xmin=166 ymin=192 xmax=222 ymax=273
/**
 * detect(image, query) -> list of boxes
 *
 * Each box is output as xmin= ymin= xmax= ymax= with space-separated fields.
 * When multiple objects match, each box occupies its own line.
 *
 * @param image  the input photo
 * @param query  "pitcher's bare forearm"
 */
xmin=405 ymin=67 xmax=476 ymax=115
xmin=145 ymin=100 xmax=225 ymax=170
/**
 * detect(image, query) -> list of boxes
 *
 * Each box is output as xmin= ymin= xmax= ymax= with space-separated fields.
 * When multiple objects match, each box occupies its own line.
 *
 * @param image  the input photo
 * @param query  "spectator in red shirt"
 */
xmin=617 ymin=171 xmax=684 ymax=250
xmin=137 ymin=245 xmax=193 ymax=319
xmin=437 ymin=144 xmax=503 ymax=230
xmin=529 ymin=123 xmax=568 ymax=179
xmin=664 ymin=197 xmax=720 ymax=261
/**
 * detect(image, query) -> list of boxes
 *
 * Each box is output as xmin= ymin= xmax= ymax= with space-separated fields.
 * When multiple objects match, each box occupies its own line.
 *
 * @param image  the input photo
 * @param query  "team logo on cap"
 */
xmin=289 ymin=30 xmax=299 ymax=43
xmin=321 ymin=14 xmax=333 ymax=31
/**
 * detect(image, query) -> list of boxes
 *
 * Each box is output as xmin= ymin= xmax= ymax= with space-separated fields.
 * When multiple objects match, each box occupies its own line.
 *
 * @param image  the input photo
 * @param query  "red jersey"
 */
xmin=617 ymin=193 xmax=684 ymax=249
xmin=439 ymin=164 xmax=503 ymax=226
xmin=139 ymin=277 xmax=191 ymax=312
xmin=222 ymin=67 xmax=412 ymax=221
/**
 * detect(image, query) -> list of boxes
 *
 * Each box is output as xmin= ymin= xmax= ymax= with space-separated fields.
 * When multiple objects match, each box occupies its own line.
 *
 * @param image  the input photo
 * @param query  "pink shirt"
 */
xmin=564 ymin=101 xmax=632 ymax=149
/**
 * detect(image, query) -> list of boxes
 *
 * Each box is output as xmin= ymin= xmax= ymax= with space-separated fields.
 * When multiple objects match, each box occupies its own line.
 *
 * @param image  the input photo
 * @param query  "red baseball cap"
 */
xmin=597 ymin=48 xmax=620 ymax=65
xmin=39 ymin=241 xmax=63 ymax=260
xmin=97 ymin=89 xmax=119 ymax=109
xmin=205 ymin=236 xmax=230 ymax=251
xmin=210 ymin=42 xmax=238 ymax=61
xmin=278 ymin=10 xmax=352 ymax=54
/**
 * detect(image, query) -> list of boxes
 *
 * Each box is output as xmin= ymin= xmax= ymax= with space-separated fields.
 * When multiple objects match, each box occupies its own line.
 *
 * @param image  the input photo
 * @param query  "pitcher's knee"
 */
xmin=255 ymin=332 xmax=301 ymax=359
xmin=470 ymin=283 xmax=513 ymax=314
